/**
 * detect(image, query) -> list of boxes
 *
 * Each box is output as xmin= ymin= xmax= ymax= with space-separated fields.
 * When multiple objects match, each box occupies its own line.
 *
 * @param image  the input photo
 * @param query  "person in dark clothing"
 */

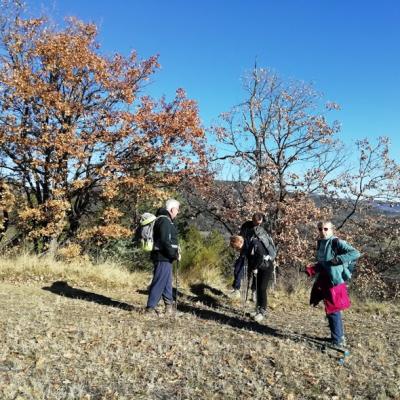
xmin=230 ymin=213 xmax=262 ymax=297
xmin=230 ymin=233 xmax=275 ymax=322
xmin=231 ymin=213 xmax=274 ymax=301
xmin=146 ymin=199 xmax=180 ymax=315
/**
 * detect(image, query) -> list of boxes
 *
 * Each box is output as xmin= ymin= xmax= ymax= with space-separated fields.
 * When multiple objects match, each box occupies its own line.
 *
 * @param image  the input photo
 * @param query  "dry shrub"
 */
xmin=57 ymin=243 xmax=85 ymax=262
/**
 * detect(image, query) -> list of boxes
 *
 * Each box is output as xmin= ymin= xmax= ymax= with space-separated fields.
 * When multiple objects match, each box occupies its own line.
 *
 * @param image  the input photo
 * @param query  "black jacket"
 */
xmin=247 ymin=238 xmax=273 ymax=271
xmin=239 ymin=220 xmax=256 ymax=252
xmin=151 ymin=208 xmax=179 ymax=263
xmin=240 ymin=221 xmax=276 ymax=261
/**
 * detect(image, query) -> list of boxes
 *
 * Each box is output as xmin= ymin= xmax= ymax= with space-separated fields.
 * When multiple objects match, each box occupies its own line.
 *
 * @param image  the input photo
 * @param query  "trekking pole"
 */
xmin=255 ymin=270 xmax=258 ymax=313
xmin=175 ymin=259 xmax=179 ymax=314
xmin=242 ymin=260 xmax=248 ymax=315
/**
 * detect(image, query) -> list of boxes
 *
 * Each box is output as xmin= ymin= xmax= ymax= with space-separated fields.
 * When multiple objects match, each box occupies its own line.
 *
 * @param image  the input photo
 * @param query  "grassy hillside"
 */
xmin=0 ymin=256 xmax=399 ymax=399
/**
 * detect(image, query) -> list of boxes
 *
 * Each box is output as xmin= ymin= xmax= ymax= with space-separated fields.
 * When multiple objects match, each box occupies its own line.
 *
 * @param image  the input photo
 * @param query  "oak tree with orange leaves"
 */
xmin=0 ymin=1 xmax=207 ymax=252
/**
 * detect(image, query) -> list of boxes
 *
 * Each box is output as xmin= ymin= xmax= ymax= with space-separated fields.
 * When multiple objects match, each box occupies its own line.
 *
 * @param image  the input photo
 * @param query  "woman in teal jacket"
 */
xmin=312 ymin=221 xmax=360 ymax=346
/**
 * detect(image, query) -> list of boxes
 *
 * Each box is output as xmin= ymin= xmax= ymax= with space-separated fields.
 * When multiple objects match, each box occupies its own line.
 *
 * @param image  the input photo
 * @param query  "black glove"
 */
xmin=330 ymin=257 xmax=341 ymax=266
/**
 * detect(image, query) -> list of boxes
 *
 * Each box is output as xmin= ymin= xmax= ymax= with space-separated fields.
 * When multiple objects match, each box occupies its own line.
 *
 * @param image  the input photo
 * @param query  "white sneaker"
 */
xmin=253 ymin=313 xmax=265 ymax=323
xmin=250 ymin=309 xmax=259 ymax=318
xmin=229 ymin=289 xmax=240 ymax=299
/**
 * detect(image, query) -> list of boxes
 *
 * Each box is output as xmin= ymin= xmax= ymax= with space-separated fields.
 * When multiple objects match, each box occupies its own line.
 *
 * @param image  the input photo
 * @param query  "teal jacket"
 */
xmin=316 ymin=236 xmax=360 ymax=285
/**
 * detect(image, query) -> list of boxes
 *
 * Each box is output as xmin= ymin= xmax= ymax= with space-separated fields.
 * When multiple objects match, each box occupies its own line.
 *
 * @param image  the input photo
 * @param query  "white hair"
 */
xmin=165 ymin=199 xmax=180 ymax=211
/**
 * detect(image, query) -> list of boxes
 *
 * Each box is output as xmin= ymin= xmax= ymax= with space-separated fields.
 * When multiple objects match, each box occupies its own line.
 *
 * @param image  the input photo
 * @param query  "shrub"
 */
xmin=178 ymin=226 xmax=232 ymax=285
xmin=84 ymin=238 xmax=153 ymax=272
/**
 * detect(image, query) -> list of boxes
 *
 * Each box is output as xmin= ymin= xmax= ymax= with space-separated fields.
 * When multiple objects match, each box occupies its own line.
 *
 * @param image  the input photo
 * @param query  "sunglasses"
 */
xmin=318 ymin=227 xmax=330 ymax=232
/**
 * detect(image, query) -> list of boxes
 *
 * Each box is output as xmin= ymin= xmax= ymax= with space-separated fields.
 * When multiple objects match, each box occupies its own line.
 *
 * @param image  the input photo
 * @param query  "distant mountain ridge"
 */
xmin=373 ymin=201 xmax=400 ymax=215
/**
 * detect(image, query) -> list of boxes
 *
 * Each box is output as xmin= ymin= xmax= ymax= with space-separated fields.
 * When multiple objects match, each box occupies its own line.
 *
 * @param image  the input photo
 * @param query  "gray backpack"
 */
xmin=254 ymin=225 xmax=276 ymax=261
xmin=138 ymin=213 xmax=157 ymax=252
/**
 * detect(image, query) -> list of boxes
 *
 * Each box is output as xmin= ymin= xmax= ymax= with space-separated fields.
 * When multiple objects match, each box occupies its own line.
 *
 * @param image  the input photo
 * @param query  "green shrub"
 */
xmin=86 ymin=238 xmax=153 ymax=272
xmin=179 ymin=226 xmax=233 ymax=285
xmin=81 ymin=226 xmax=235 ymax=282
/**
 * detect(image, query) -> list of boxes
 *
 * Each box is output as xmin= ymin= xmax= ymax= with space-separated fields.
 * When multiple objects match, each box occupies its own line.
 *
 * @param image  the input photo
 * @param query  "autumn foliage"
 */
xmin=184 ymin=67 xmax=400 ymax=296
xmin=0 ymin=2 xmax=399 ymax=299
xmin=0 ymin=1 xmax=207 ymax=252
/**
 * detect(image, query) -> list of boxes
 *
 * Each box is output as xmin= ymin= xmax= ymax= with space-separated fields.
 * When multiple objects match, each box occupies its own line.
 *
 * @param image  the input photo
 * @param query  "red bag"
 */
xmin=324 ymin=283 xmax=351 ymax=314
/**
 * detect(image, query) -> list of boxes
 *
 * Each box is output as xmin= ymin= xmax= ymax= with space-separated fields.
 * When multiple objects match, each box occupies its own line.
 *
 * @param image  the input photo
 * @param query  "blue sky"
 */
xmin=27 ymin=0 xmax=400 ymax=154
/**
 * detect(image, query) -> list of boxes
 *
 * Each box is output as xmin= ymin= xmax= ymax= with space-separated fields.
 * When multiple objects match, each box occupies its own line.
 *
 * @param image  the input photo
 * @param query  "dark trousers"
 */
xmin=255 ymin=265 xmax=273 ymax=312
xmin=232 ymin=255 xmax=246 ymax=289
xmin=147 ymin=261 xmax=173 ymax=309
xmin=327 ymin=311 xmax=344 ymax=344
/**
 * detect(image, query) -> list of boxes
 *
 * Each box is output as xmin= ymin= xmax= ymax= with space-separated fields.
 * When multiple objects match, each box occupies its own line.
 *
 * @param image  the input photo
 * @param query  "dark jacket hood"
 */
xmin=156 ymin=207 xmax=172 ymax=219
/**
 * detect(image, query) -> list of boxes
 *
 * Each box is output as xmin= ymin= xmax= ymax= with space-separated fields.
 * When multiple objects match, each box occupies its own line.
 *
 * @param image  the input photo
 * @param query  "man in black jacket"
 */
xmin=231 ymin=212 xmax=274 ymax=299
xmin=146 ymin=199 xmax=180 ymax=314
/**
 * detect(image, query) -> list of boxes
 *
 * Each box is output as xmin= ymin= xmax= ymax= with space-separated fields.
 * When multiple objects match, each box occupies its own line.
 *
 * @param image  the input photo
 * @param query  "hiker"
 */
xmin=306 ymin=221 xmax=360 ymax=346
xmin=145 ymin=199 xmax=180 ymax=315
xmin=230 ymin=232 xmax=275 ymax=322
xmin=230 ymin=212 xmax=275 ymax=300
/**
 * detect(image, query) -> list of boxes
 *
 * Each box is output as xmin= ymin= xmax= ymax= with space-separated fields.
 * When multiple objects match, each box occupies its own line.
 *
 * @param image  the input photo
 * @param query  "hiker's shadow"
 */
xmin=137 ymin=283 xmax=229 ymax=310
xmin=43 ymin=281 xmax=139 ymax=311
xmin=188 ymin=283 xmax=228 ymax=309
xmin=294 ymin=332 xmax=331 ymax=343
xmin=177 ymin=301 xmax=283 ymax=338
xmin=137 ymin=285 xmax=307 ymax=343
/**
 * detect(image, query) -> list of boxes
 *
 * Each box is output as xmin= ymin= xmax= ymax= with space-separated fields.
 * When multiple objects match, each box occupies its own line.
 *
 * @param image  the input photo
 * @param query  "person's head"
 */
xmin=252 ymin=212 xmax=264 ymax=226
xmin=230 ymin=235 xmax=244 ymax=251
xmin=317 ymin=220 xmax=334 ymax=239
xmin=166 ymin=199 xmax=180 ymax=220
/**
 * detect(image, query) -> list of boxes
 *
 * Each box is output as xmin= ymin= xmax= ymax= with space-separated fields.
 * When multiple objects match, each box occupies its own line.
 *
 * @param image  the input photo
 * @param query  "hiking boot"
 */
xmin=145 ymin=307 xmax=157 ymax=315
xmin=165 ymin=303 xmax=174 ymax=315
xmin=331 ymin=336 xmax=347 ymax=347
xmin=229 ymin=289 xmax=240 ymax=299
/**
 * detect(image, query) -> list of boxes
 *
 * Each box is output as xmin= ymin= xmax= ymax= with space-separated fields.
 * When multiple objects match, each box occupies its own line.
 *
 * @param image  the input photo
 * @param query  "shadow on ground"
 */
xmin=138 ymin=283 xmax=236 ymax=314
xmin=176 ymin=300 xmax=282 ymax=337
xmin=176 ymin=300 xmax=341 ymax=355
xmin=44 ymin=281 xmax=334 ymax=352
xmin=189 ymin=283 xmax=229 ymax=308
xmin=43 ymin=281 xmax=139 ymax=311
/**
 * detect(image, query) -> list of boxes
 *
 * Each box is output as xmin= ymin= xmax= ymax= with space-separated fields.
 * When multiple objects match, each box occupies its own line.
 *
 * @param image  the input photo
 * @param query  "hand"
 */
xmin=263 ymin=255 xmax=271 ymax=262
xmin=253 ymin=269 xmax=258 ymax=275
xmin=330 ymin=257 xmax=341 ymax=266
xmin=305 ymin=264 xmax=316 ymax=277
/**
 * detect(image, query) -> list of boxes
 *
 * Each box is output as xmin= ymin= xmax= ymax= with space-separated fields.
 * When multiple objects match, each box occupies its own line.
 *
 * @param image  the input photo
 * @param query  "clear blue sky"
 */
xmin=27 ymin=0 xmax=400 ymax=153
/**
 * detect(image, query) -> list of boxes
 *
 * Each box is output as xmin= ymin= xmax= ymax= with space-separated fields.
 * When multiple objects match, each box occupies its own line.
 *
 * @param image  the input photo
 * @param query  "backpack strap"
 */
xmin=331 ymin=237 xmax=340 ymax=255
xmin=317 ymin=237 xmax=339 ymax=252
xmin=253 ymin=226 xmax=276 ymax=261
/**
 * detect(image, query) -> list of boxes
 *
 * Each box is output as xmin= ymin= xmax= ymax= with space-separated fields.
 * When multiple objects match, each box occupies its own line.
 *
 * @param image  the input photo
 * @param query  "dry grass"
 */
xmin=0 ymin=256 xmax=399 ymax=399
xmin=0 ymin=253 xmax=148 ymax=290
